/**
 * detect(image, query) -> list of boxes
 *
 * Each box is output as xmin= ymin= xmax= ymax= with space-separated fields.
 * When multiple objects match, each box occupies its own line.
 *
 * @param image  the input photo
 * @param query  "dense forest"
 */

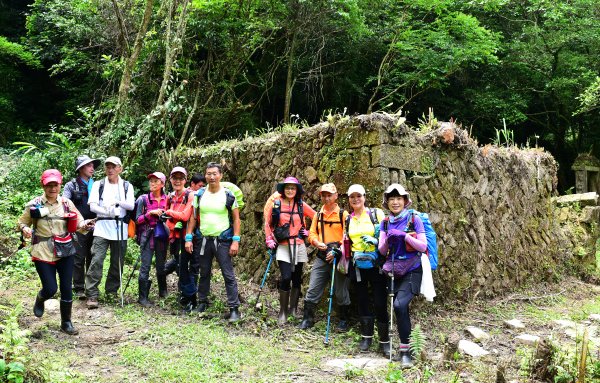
xmin=1 ymin=0 xmax=599 ymax=191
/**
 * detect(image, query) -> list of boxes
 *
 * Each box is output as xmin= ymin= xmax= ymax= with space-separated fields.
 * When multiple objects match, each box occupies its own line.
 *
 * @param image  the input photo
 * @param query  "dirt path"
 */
xmin=3 ymin=273 xmax=600 ymax=382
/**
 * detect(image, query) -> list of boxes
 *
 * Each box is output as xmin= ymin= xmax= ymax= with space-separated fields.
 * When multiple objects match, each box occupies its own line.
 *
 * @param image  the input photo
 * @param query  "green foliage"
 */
xmin=409 ymin=324 xmax=426 ymax=362
xmin=0 ymin=304 xmax=31 ymax=365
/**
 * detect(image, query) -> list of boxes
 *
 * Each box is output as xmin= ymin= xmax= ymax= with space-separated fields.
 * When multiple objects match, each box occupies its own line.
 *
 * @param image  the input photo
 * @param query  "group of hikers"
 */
xmin=17 ymin=155 xmax=436 ymax=365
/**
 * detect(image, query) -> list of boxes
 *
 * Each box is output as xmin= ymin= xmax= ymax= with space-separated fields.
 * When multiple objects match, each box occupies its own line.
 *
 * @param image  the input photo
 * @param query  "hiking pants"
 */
xmin=355 ymin=268 xmax=389 ymax=323
xmin=197 ymin=238 xmax=240 ymax=308
xmin=35 ymin=256 xmax=74 ymax=301
xmin=72 ymin=230 xmax=94 ymax=294
xmin=304 ymin=257 xmax=350 ymax=306
xmin=139 ymin=235 xmax=167 ymax=283
xmin=85 ymin=237 xmax=127 ymax=298
xmin=175 ymin=238 xmax=197 ymax=297
xmin=392 ymin=267 xmax=422 ymax=343
xmin=278 ymin=261 xmax=304 ymax=291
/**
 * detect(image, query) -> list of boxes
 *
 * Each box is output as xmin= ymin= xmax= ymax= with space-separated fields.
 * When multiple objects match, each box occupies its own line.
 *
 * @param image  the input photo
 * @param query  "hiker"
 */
xmin=165 ymin=171 xmax=205 ymax=277
xmin=189 ymin=173 xmax=206 ymax=191
xmin=134 ymin=172 xmax=170 ymax=306
xmin=343 ymin=184 xmax=388 ymax=354
xmin=263 ymin=176 xmax=316 ymax=325
xmin=378 ymin=184 xmax=427 ymax=367
xmin=18 ymin=169 xmax=95 ymax=335
xmin=163 ymin=167 xmax=196 ymax=311
xmin=63 ymin=155 xmax=101 ymax=300
xmin=300 ymin=183 xmax=351 ymax=331
xmin=184 ymin=162 xmax=242 ymax=322
xmin=85 ymin=157 xmax=135 ymax=309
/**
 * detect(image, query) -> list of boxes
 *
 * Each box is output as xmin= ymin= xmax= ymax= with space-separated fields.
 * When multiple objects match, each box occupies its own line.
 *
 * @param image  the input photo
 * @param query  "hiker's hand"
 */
xmin=22 ymin=227 xmax=32 ymax=239
xmin=266 ymin=237 xmax=277 ymax=249
xmin=387 ymin=229 xmax=406 ymax=239
xmin=229 ymin=241 xmax=239 ymax=256
xmin=84 ymin=219 xmax=96 ymax=229
xmin=185 ymin=240 xmax=193 ymax=253
xmin=316 ymin=242 xmax=327 ymax=250
xmin=300 ymin=228 xmax=309 ymax=238
xmin=327 ymin=248 xmax=341 ymax=263
xmin=361 ymin=235 xmax=378 ymax=246
xmin=150 ymin=209 xmax=163 ymax=216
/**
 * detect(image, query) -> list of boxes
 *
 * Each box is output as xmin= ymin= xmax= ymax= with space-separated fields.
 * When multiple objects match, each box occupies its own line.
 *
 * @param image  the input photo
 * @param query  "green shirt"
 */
xmin=199 ymin=186 xmax=238 ymax=237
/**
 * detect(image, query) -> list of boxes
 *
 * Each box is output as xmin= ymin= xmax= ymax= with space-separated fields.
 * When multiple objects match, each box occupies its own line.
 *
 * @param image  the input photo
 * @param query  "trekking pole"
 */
xmin=123 ymin=252 xmax=141 ymax=297
xmin=324 ymin=255 xmax=337 ymax=346
xmin=389 ymin=253 xmax=395 ymax=362
xmin=117 ymin=217 xmax=124 ymax=307
xmin=255 ymin=249 xmax=274 ymax=311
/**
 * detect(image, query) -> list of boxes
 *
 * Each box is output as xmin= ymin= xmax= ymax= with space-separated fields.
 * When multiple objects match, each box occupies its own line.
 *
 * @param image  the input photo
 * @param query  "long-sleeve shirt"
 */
xmin=18 ymin=195 xmax=87 ymax=263
xmin=264 ymin=193 xmax=316 ymax=246
xmin=165 ymin=189 xmax=193 ymax=241
xmin=378 ymin=210 xmax=427 ymax=259
xmin=308 ymin=205 xmax=348 ymax=246
xmin=135 ymin=193 xmax=168 ymax=228
xmin=88 ymin=177 xmax=135 ymax=240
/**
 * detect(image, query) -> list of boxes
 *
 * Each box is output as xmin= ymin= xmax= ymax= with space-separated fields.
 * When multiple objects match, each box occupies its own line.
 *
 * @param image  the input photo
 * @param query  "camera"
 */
xmin=159 ymin=213 xmax=170 ymax=222
xmin=30 ymin=206 xmax=49 ymax=219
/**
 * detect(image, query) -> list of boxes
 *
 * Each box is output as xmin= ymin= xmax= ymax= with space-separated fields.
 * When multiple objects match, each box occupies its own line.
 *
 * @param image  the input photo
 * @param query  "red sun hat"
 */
xmin=41 ymin=169 xmax=63 ymax=186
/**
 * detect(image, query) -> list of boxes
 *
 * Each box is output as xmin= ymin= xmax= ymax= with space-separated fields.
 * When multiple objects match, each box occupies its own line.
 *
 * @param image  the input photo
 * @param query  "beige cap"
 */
xmin=104 ymin=156 xmax=122 ymax=166
xmin=320 ymin=183 xmax=337 ymax=194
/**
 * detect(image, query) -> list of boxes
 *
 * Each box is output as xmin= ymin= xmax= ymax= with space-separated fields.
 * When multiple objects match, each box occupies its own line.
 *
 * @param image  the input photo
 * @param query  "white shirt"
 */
xmin=88 ymin=177 xmax=135 ymax=240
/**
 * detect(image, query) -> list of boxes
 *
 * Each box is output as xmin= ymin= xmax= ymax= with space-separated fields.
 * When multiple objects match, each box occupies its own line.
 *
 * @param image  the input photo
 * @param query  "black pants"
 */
xmin=35 ymin=256 xmax=74 ymax=301
xmin=176 ymin=238 xmax=199 ymax=298
xmin=278 ymin=261 xmax=304 ymax=291
xmin=355 ymin=267 xmax=389 ymax=323
xmin=392 ymin=267 xmax=422 ymax=343
xmin=72 ymin=230 xmax=94 ymax=293
xmin=139 ymin=234 xmax=167 ymax=283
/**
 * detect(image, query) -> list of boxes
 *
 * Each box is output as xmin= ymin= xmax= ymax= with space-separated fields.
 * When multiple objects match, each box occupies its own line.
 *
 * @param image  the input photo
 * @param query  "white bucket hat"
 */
xmin=382 ymin=183 xmax=412 ymax=209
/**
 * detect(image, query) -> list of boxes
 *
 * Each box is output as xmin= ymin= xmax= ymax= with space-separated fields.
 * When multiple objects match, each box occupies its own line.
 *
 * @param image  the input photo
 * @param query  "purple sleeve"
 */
xmin=378 ymin=229 xmax=389 ymax=255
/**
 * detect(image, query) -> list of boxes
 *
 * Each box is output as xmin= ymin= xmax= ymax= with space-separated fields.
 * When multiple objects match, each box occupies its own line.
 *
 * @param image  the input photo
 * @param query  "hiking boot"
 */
xmin=164 ymin=259 xmax=178 ymax=276
xmin=226 ymin=307 xmax=241 ymax=323
xmin=278 ymin=289 xmax=290 ymax=325
xmin=33 ymin=292 xmax=46 ymax=318
xmin=298 ymin=301 xmax=316 ymax=330
xmin=182 ymin=295 xmax=197 ymax=314
xmin=157 ymin=274 xmax=168 ymax=298
xmin=399 ymin=344 xmax=413 ymax=368
xmin=377 ymin=321 xmax=391 ymax=358
xmin=337 ymin=305 xmax=351 ymax=332
xmin=195 ymin=301 xmax=208 ymax=313
xmin=138 ymin=280 xmax=153 ymax=307
xmin=289 ymin=287 xmax=300 ymax=318
xmin=86 ymin=297 xmax=99 ymax=309
xmin=358 ymin=316 xmax=374 ymax=352
xmin=60 ymin=300 xmax=79 ymax=335
xmin=73 ymin=290 xmax=86 ymax=300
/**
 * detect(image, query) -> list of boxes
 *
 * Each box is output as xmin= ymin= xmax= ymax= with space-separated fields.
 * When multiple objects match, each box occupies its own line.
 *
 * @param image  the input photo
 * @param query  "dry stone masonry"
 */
xmin=174 ymin=113 xmax=599 ymax=299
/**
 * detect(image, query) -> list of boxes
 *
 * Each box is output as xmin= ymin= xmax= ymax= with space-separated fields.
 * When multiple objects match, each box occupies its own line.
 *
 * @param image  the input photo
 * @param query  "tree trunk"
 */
xmin=116 ymin=0 xmax=154 ymax=113
xmin=283 ymin=31 xmax=297 ymax=125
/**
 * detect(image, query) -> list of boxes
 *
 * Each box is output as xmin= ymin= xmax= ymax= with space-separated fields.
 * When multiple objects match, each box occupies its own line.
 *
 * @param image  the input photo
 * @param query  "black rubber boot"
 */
xmin=138 ymin=280 xmax=153 ymax=307
xmin=358 ymin=316 xmax=374 ymax=352
xmin=377 ymin=321 xmax=391 ymax=357
xmin=399 ymin=343 xmax=413 ymax=368
xmin=278 ymin=289 xmax=290 ymax=325
xmin=33 ymin=292 xmax=46 ymax=318
xmin=227 ymin=307 xmax=241 ymax=323
xmin=157 ymin=274 xmax=168 ymax=298
xmin=337 ymin=305 xmax=351 ymax=332
xmin=196 ymin=301 xmax=208 ymax=313
xmin=182 ymin=295 xmax=197 ymax=313
xmin=289 ymin=287 xmax=300 ymax=318
xmin=60 ymin=300 xmax=78 ymax=335
xmin=298 ymin=301 xmax=316 ymax=330
xmin=164 ymin=259 xmax=178 ymax=276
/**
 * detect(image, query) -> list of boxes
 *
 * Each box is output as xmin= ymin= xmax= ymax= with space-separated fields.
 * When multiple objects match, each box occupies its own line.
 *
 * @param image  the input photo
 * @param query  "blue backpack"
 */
xmin=402 ymin=209 xmax=438 ymax=270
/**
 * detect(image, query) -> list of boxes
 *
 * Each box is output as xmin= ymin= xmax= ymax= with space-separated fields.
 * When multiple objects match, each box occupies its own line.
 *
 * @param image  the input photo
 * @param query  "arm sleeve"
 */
xmin=404 ymin=216 xmax=427 ymax=252
xmin=119 ymin=183 xmax=135 ymax=211
xmin=17 ymin=204 xmax=33 ymax=231
xmin=63 ymin=182 xmax=73 ymax=199
xmin=88 ymin=182 xmax=112 ymax=216
xmin=166 ymin=197 xmax=193 ymax=222
xmin=303 ymin=203 xmax=316 ymax=220
xmin=308 ymin=211 xmax=320 ymax=246
xmin=263 ymin=201 xmax=274 ymax=241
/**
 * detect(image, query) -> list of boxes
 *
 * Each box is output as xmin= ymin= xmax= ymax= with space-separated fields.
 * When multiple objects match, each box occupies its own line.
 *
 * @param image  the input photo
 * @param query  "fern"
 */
xmin=409 ymin=324 xmax=426 ymax=362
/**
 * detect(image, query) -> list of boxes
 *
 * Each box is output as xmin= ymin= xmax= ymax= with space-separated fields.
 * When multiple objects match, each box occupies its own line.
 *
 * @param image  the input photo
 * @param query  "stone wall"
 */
xmin=174 ymin=113 xmax=597 ymax=299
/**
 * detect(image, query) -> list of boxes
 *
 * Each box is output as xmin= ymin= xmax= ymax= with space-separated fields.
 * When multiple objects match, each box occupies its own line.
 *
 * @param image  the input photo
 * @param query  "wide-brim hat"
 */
xmin=41 ymin=169 xmax=63 ymax=185
xmin=276 ymin=176 xmax=304 ymax=196
xmin=75 ymin=155 xmax=101 ymax=172
xmin=382 ymin=183 xmax=412 ymax=209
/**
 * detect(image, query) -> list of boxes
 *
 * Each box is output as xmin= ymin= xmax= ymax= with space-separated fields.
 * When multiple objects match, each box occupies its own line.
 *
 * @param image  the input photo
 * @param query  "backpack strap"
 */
xmin=99 ymin=179 xmax=129 ymax=202
xmin=272 ymin=198 xmax=281 ymax=228
xmin=383 ymin=217 xmax=389 ymax=232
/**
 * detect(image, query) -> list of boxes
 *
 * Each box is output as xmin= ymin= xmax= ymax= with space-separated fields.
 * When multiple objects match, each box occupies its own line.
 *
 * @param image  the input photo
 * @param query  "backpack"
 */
xmin=344 ymin=208 xmax=381 ymax=269
xmin=382 ymin=209 xmax=438 ymax=270
xmin=98 ymin=179 xmax=132 ymax=223
xmin=129 ymin=194 xmax=150 ymax=242
xmin=271 ymin=197 xmax=306 ymax=240
xmin=221 ymin=182 xmax=245 ymax=211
